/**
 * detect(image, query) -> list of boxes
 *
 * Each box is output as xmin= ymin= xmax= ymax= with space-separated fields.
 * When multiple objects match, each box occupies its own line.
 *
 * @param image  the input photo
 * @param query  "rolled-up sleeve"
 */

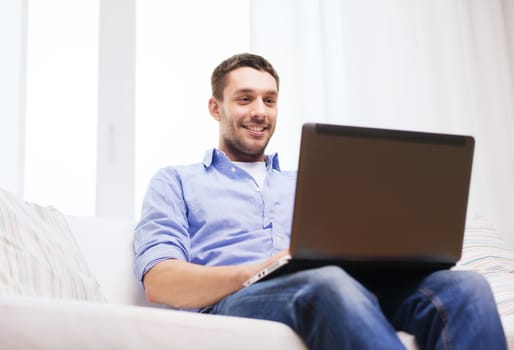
xmin=133 ymin=168 xmax=191 ymax=284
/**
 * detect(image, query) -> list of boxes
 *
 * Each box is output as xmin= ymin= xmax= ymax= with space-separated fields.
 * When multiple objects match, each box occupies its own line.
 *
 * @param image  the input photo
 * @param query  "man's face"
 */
xmin=209 ymin=67 xmax=278 ymax=162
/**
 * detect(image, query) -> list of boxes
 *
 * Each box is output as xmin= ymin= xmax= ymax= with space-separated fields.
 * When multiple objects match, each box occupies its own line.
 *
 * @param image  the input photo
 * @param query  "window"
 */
xmin=24 ymin=0 xmax=98 ymax=215
xmin=22 ymin=0 xmax=249 ymax=218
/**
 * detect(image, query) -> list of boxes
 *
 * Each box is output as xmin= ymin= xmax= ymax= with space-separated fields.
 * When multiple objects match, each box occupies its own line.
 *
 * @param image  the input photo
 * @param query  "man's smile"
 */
xmin=242 ymin=124 xmax=268 ymax=134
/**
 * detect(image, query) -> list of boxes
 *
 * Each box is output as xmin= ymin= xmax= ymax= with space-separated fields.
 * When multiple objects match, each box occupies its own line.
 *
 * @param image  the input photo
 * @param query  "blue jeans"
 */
xmin=206 ymin=266 xmax=506 ymax=349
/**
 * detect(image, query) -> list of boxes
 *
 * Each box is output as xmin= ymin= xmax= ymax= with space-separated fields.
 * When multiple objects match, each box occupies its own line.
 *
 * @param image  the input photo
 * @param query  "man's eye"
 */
xmin=265 ymin=98 xmax=276 ymax=105
xmin=238 ymin=97 xmax=250 ymax=104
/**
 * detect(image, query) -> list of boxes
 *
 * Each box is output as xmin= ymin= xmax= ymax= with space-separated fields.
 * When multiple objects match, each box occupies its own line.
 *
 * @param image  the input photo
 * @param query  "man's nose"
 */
xmin=251 ymin=99 xmax=267 ymax=119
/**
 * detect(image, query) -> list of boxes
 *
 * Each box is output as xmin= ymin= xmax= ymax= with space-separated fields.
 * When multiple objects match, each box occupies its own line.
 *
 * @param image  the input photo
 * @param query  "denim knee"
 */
xmin=288 ymin=266 xmax=378 ymax=312
xmin=287 ymin=266 xmax=406 ymax=349
xmin=291 ymin=265 xmax=355 ymax=296
xmin=408 ymin=270 xmax=505 ymax=349
xmin=422 ymin=269 xmax=494 ymax=303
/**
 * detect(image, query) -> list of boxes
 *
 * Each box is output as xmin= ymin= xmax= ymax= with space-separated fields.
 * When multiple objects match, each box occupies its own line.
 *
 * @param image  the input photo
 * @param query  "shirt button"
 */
xmin=255 ymin=187 xmax=261 ymax=192
xmin=231 ymin=167 xmax=236 ymax=173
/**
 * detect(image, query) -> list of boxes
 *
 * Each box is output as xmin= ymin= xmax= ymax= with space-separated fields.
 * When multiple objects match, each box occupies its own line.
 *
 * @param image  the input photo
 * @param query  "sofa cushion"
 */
xmin=0 ymin=295 xmax=308 ymax=350
xmin=0 ymin=189 xmax=105 ymax=301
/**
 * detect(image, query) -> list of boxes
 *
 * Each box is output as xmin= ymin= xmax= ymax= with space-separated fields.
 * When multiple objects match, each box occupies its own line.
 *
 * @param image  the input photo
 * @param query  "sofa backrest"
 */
xmin=66 ymin=215 xmax=150 ymax=306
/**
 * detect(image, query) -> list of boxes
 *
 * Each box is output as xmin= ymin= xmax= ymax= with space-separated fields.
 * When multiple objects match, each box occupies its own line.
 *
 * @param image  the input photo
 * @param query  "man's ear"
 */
xmin=208 ymin=97 xmax=221 ymax=121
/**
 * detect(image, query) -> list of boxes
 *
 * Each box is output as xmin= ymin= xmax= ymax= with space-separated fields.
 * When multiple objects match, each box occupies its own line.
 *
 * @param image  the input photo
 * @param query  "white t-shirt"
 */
xmin=233 ymin=161 xmax=267 ymax=189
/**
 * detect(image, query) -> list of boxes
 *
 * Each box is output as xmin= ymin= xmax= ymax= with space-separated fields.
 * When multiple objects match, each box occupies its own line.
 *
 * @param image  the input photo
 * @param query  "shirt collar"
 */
xmin=202 ymin=148 xmax=281 ymax=171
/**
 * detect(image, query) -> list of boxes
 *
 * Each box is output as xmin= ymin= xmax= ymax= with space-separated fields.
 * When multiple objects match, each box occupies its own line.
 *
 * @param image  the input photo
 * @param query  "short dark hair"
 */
xmin=211 ymin=53 xmax=279 ymax=100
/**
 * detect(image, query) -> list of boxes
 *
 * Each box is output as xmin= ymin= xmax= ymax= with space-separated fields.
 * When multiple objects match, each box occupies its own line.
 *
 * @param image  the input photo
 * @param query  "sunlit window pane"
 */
xmin=25 ymin=0 xmax=98 ymax=215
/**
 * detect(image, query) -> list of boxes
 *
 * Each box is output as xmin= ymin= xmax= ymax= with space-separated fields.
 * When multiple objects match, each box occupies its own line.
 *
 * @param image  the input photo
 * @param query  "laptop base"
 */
xmin=258 ymin=258 xmax=454 ymax=286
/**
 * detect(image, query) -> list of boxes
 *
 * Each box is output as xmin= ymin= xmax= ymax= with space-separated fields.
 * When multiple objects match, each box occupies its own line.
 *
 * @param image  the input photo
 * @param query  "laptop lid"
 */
xmin=289 ymin=123 xmax=474 ymax=268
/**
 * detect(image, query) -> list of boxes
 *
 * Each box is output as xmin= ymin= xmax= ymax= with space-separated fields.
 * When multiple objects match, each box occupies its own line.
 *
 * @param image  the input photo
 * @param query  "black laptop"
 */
xmin=244 ymin=122 xmax=475 ymax=286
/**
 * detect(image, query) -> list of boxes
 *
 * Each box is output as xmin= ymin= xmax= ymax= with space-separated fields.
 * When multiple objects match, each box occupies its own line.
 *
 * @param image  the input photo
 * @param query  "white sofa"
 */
xmin=1 ymin=190 xmax=513 ymax=349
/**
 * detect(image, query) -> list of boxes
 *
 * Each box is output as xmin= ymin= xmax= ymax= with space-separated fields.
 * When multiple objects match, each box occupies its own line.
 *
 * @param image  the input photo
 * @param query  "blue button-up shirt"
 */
xmin=134 ymin=148 xmax=297 ymax=283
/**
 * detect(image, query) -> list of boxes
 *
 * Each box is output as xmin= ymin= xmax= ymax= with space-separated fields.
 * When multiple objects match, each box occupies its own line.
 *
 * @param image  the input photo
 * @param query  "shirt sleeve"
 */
xmin=133 ymin=167 xmax=191 ymax=283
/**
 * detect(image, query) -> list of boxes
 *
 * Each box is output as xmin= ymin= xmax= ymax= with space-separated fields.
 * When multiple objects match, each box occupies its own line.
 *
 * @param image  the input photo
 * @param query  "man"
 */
xmin=134 ymin=53 xmax=506 ymax=349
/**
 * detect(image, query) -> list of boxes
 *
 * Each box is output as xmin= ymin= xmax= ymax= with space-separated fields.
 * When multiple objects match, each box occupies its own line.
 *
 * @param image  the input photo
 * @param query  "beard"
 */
xmin=220 ymin=128 xmax=271 ymax=162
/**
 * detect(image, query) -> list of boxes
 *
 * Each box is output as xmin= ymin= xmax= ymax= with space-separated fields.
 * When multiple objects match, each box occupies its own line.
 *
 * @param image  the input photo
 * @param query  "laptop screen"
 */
xmin=290 ymin=123 xmax=474 ymax=266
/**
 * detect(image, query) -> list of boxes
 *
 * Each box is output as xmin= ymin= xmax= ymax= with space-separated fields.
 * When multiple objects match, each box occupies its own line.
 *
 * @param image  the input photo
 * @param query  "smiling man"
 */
xmin=209 ymin=64 xmax=278 ymax=162
xmin=134 ymin=53 xmax=506 ymax=349
xmin=134 ymin=53 xmax=291 ymax=310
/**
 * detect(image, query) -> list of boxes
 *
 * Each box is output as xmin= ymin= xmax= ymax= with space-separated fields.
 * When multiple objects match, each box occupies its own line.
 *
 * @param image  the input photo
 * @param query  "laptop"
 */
xmin=244 ymin=122 xmax=475 ymax=287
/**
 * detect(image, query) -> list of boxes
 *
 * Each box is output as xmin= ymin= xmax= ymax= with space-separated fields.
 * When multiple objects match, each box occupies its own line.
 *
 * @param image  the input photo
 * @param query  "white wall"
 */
xmin=250 ymin=0 xmax=514 ymax=247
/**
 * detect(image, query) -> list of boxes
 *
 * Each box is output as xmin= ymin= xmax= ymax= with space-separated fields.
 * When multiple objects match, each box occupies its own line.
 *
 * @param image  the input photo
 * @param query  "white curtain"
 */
xmin=250 ymin=0 xmax=514 ymax=245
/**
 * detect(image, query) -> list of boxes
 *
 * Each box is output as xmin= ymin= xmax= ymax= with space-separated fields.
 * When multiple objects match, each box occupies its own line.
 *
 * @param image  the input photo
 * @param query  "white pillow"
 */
xmin=0 ymin=188 xmax=105 ymax=301
xmin=456 ymin=217 xmax=514 ymax=315
xmin=459 ymin=217 xmax=514 ymax=272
